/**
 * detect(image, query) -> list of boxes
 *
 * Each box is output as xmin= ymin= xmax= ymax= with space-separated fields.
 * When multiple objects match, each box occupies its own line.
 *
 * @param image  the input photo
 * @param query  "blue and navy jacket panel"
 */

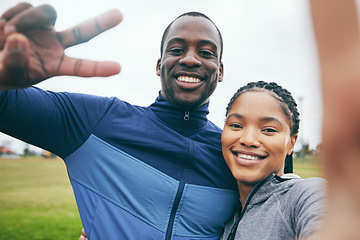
xmin=0 ymin=87 xmax=239 ymax=239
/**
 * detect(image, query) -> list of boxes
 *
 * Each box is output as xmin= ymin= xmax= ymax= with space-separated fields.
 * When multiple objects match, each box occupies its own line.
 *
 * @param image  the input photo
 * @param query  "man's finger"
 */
xmin=79 ymin=228 xmax=87 ymax=240
xmin=58 ymin=56 xmax=120 ymax=77
xmin=79 ymin=235 xmax=87 ymax=240
xmin=0 ymin=2 xmax=33 ymax=21
xmin=0 ymin=33 xmax=30 ymax=89
xmin=58 ymin=9 xmax=122 ymax=48
xmin=81 ymin=228 xmax=87 ymax=237
xmin=4 ymin=4 xmax=57 ymax=35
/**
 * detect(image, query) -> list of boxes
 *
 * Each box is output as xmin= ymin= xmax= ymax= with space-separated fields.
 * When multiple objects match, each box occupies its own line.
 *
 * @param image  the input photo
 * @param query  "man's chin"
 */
xmin=172 ymin=98 xmax=207 ymax=110
xmin=162 ymin=89 xmax=207 ymax=109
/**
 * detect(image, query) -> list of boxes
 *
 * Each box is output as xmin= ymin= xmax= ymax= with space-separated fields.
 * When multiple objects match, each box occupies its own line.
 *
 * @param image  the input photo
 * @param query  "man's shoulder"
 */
xmin=206 ymin=119 xmax=222 ymax=132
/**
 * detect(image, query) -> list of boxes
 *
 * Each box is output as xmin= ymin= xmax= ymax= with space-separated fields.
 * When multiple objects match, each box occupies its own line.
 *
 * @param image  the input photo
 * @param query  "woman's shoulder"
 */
xmin=280 ymin=177 xmax=327 ymax=238
xmin=277 ymin=173 xmax=326 ymax=190
xmin=283 ymin=176 xmax=327 ymax=208
xmin=291 ymin=177 xmax=326 ymax=192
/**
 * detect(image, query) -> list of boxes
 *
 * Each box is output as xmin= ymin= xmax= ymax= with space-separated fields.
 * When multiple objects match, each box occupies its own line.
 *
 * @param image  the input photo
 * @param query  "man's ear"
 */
xmin=156 ymin=58 xmax=161 ymax=76
xmin=287 ymin=134 xmax=298 ymax=155
xmin=218 ymin=62 xmax=224 ymax=82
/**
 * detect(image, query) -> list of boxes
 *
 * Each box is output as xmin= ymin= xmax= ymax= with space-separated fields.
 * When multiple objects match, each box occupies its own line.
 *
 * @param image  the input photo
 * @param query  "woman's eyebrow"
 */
xmin=261 ymin=116 xmax=283 ymax=126
xmin=226 ymin=114 xmax=283 ymax=126
xmin=226 ymin=113 xmax=243 ymax=120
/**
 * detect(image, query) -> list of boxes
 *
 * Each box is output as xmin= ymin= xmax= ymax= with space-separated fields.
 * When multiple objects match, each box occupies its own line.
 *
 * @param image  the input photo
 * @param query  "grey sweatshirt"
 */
xmin=221 ymin=173 xmax=326 ymax=240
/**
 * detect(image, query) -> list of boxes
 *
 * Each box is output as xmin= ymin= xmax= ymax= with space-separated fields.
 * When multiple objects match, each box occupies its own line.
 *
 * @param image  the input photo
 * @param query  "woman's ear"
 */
xmin=287 ymin=134 xmax=298 ymax=155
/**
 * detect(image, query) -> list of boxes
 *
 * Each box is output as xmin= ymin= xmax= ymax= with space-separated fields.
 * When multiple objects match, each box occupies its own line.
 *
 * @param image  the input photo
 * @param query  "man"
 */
xmin=0 ymin=3 xmax=238 ymax=240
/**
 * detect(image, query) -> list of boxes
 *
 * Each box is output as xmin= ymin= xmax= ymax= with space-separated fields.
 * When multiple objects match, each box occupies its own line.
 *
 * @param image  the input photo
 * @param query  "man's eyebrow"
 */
xmin=166 ymin=37 xmax=186 ymax=47
xmin=198 ymin=39 xmax=218 ymax=51
xmin=166 ymin=38 xmax=218 ymax=50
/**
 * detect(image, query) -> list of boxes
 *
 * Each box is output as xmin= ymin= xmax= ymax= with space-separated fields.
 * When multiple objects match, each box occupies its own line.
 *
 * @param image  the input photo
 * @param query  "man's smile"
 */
xmin=177 ymin=76 xmax=201 ymax=83
xmin=175 ymin=75 xmax=203 ymax=89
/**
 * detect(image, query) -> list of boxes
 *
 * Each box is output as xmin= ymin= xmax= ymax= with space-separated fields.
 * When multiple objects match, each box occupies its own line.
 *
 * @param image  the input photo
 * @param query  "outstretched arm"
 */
xmin=310 ymin=0 xmax=360 ymax=239
xmin=0 ymin=3 xmax=122 ymax=90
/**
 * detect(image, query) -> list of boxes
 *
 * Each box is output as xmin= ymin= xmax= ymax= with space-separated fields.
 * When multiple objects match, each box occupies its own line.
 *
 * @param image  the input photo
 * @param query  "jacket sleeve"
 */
xmin=0 ymin=87 xmax=114 ymax=158
xmin=287 ymin=177 xmax=327 ymax=240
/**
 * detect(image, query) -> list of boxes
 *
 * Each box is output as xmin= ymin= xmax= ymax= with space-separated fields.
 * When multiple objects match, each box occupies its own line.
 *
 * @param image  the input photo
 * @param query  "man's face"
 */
xmin=156 ymin=16 xmax=223 ymax=109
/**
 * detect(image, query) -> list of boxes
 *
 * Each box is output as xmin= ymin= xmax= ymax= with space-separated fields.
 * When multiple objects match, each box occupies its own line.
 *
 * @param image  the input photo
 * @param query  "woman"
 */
xmin=220 ymin=81 xmax=326 ymax=240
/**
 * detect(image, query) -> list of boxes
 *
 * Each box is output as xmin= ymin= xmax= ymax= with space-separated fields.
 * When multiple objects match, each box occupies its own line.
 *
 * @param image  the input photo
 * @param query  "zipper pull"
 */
xmin=184 ymin=111 xmax=190 ymax=121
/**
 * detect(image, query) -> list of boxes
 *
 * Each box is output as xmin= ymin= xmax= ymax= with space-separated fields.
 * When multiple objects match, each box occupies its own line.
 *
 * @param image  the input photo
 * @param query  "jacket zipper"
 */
xmin=227 ymin=178 xmax=268 ymax=240
xmin=165 ymin=179 xmax=186 ymax=239
xmin=184 ymin=111 xmax=190 ymax=121
xmin=165 ymin=111 xmax=191 ymax=239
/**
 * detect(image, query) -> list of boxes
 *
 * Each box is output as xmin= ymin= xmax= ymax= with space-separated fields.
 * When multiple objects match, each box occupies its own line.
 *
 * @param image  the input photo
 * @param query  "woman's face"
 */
xmin=221 ymin=91 xmax=297 ymax=188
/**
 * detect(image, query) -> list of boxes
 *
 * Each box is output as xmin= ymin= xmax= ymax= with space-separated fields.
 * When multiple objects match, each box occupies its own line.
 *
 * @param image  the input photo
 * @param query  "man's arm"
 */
xmin=310 ymin=0 xmax=360 ymax=239
xmin=0 ymin=2 xmax=122 ymax=89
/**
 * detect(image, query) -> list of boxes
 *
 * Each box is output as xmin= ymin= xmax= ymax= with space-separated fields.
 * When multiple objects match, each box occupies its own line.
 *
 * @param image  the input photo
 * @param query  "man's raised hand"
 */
xmin=0 ymin=3 xmax=122 ymax=90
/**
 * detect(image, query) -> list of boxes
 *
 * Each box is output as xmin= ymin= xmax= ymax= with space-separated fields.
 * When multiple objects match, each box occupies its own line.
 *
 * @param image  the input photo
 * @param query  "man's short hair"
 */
xmin=160 ymin=12 xmax=223 ymax=61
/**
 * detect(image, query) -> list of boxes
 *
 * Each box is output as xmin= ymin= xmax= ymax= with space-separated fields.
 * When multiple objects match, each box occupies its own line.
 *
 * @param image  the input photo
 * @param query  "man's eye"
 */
xmin=169 ymin=48 xmax=184 ymax=54
xmin=199 ymin=50 xmax=215 ymax=57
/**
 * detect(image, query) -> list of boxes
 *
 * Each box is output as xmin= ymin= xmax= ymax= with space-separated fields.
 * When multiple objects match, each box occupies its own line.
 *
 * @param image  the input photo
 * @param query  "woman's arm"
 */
xmin=310 ymin=0 xmax=360 ymax=239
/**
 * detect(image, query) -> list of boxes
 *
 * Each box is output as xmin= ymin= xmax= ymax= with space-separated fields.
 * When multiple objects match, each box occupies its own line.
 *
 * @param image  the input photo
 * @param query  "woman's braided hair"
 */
xmin=225 ymin=81 xmax=300 ymax=173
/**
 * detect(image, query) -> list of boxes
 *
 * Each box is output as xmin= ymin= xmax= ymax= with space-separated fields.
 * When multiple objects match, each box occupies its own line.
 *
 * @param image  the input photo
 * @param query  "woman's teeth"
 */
xmin=237 ymin=153 xmax=261 ymax=160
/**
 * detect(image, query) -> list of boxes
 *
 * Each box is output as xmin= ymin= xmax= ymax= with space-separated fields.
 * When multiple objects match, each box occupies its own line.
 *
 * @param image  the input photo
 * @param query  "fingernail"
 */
xmin=0 ymin=18 xmax=6 ymax=28
xmin=4 ymin=25 xmax=17 ymax=35
xmin=8 ymin=35 xmax=26 ymax=51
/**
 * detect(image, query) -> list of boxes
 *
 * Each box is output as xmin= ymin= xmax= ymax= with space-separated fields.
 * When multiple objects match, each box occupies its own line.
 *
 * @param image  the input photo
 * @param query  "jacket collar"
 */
xmin=243 ymin=173 xmax=301 ymax=206
xmin=149 ymin=94 xmax=210 ymax=132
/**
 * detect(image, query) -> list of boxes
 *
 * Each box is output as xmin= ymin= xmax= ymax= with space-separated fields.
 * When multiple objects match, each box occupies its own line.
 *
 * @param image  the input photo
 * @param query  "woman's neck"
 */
xmin=237 ymin=171 xmax=285 ymax=207
xmin=238 ymin=182 xmax=254 ymax=208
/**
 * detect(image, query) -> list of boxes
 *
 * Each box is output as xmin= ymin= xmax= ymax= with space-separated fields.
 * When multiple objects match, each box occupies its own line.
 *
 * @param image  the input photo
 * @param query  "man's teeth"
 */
xmin=177 ymin=76 xmax=201 ymax=83
xmin=237 ymin=153 xmax=261 ymax=160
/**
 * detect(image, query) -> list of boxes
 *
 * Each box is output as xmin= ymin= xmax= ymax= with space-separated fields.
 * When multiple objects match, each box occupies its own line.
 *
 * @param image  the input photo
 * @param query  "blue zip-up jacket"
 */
xmin=0 ymin=87 xmax=239 ymax=240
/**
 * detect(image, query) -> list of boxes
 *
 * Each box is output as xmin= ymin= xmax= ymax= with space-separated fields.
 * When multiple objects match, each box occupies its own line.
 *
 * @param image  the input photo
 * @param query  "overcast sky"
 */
xmin=2 ymin=0 xmax=346 ymax=153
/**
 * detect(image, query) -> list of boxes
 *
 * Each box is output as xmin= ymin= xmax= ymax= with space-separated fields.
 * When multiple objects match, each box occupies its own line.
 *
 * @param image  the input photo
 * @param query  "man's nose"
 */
xmin=179 ymin=50 xmax=201 ymax=67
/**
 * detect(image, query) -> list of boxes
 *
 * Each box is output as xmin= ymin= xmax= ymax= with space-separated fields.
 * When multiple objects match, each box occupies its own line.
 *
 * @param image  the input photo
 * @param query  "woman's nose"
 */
xmin=239 ymin=128 xmax=260 ymax=148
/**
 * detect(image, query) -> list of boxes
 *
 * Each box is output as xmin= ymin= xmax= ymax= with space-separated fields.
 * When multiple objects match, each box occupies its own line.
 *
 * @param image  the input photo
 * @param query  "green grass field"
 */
xmin=0 ymin=156 xmax=323 ymax=240
xmin=0 ymin=157 xmax=82 ymax=240
xmin=293 ymin=157 xmax=323 ymax=178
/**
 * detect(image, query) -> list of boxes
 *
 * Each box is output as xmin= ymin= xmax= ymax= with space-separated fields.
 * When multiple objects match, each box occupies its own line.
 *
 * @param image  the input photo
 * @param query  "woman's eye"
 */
xmin=263 ymin=128 xmax=277 ymax=133
xmin=229 ymin=123 xmax=242 ymax=129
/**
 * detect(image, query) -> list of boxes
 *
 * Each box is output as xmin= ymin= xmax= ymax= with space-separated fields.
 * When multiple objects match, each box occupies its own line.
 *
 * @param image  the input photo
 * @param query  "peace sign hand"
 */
xmin=0 ymin=3 xmax=122 ymax=90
